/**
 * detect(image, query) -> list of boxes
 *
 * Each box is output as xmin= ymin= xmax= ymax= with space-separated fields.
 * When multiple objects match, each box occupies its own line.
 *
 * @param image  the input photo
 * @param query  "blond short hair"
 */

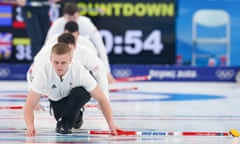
xmin=51 ymin=42 xmax=71 ymax=55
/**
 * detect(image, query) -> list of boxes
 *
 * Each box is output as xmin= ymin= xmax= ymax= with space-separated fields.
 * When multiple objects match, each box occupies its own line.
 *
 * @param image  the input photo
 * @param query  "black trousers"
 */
xmin=22 ymin=6 xmax=50 ymax=58
xmin=49 ymin=87 xmax=91 ymax=127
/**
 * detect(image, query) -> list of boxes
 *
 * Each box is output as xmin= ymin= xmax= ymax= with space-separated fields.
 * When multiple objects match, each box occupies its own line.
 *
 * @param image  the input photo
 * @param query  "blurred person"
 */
xmin=45 ymin=21 xmax=97 ymax=56
xmin=16 ymin=0 xmax=61 ymax=58
xmin=45 ymin=3 xmax=116 ymax=83
xmin=24 ymin=42 xmax=119 ymax=136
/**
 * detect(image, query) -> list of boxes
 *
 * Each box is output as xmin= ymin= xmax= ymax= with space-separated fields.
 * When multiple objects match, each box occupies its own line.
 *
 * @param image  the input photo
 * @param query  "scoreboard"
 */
xmin=0 ymin=0 xmax=176 ymax=64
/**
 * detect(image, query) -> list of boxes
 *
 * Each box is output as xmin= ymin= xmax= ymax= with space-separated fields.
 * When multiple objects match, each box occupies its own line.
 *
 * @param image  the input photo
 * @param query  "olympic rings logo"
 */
xmin=215 ymin=69 xmax=235 ymax=80
xmin=0 ymin=67 xmax=10 ymax=78
xmin=113 ymin=68 xmax=132 ymax=78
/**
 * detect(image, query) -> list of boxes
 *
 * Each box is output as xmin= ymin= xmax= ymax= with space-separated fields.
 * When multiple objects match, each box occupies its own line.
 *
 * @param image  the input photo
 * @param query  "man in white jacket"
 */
xmin=29 ymin=32 xmax=109 ymax=128
xmin=46 ymin=3 xmax=116 ymax=83
xmin=24 ymin=42 xmax=119 ymax=136
xmin=27 ymin=23 xmax=110 ymax=127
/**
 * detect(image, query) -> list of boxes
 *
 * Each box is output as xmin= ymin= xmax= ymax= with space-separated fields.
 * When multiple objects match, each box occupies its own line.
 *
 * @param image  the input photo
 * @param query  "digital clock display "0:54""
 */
xmin=100 ymin=30 xmax=164 ymax=55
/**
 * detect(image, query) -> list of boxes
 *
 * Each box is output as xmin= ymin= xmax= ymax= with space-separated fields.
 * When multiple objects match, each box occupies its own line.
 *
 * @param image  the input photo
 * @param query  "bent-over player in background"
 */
xmin=45 ymin=3 xmax=116 ymax=83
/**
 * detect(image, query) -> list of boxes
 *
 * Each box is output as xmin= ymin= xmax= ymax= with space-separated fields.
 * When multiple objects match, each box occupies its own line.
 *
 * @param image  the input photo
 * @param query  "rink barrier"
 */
xmin=0 ymin=64 xmax=240 ymax=82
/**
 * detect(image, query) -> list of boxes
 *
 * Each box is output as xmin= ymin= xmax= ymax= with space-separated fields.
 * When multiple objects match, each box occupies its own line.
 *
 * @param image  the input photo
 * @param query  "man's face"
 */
xmin=64 ymin=12 xmax=79 ymax=22
xmin=51 ymin=53 xmax=71 ymax=77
